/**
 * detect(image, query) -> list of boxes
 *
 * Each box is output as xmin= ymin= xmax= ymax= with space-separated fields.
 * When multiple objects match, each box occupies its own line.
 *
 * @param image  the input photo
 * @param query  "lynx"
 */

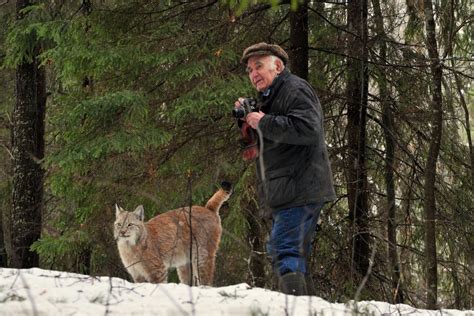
xmin=114 ymin=182 xmax=232 ymax=286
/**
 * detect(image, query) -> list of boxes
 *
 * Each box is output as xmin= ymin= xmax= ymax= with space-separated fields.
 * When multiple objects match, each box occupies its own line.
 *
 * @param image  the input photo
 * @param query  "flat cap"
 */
xmin=241 ymin=42 xmax=289 ymax=65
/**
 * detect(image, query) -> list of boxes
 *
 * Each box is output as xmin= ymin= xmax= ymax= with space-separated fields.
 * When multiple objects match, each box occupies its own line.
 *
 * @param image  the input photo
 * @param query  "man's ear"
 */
xmin=275 ymin=58 xmax=284 ymax=73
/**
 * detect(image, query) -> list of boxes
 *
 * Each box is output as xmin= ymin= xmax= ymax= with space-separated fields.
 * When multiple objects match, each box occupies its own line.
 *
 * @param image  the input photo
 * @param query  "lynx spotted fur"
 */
xmin=114 ymin=182 xmax=232 ymax=286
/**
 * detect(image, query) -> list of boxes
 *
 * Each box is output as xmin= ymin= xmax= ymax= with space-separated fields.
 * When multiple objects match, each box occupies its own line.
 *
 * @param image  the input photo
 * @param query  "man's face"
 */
xmin=246 ymin=55 xmax=281 ymax=92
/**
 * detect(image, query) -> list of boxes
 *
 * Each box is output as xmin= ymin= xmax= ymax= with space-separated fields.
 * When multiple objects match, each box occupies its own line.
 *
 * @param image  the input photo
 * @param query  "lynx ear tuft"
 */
xmin=133 ymin=205 xmax=145 ymax=221
xmin=115 ymin=204 xmax=124 ymax=217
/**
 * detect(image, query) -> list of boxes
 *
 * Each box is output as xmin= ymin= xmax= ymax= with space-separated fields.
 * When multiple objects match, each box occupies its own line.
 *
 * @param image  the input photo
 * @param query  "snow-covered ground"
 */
xmin=0 ymin=268 xmax=472 ymax=315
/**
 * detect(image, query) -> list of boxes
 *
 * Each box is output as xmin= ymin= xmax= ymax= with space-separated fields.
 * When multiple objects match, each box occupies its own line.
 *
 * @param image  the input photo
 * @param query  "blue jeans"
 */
xmin=266 ymin=203 xmax=323 ymax=276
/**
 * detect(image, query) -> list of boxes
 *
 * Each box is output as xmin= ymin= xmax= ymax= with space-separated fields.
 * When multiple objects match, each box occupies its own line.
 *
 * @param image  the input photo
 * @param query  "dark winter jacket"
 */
xmin=256 ymin=68 xmax=336 ymax=212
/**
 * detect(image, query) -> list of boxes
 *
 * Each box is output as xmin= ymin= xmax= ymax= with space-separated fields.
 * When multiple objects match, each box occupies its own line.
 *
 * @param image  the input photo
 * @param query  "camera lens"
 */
xmin=232 ymin=107 xmax=246 ymax=118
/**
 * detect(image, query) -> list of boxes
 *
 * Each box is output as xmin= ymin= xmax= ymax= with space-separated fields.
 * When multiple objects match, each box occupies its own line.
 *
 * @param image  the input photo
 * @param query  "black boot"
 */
xmin=279 ymin=272 xmax=308 ymax=296
xmin=305 ymin=274 xmax=316 ymax=296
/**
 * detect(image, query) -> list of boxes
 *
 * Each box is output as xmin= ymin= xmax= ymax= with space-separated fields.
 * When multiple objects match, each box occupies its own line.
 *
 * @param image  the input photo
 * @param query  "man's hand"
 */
xmin=234 ymin=98 xmax=244 ymax=108
xmin=246 ymin=111 xmax=265 ymax=129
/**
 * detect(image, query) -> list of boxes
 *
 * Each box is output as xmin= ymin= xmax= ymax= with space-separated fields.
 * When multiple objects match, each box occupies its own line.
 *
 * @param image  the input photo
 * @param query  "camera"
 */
xmin=232 ymin=98 xmax=258 ymax=119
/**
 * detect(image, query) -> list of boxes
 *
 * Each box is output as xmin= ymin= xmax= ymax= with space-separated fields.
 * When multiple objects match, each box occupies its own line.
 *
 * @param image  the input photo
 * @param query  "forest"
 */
xmin=0 ymin=0 xmax=472 ymax=311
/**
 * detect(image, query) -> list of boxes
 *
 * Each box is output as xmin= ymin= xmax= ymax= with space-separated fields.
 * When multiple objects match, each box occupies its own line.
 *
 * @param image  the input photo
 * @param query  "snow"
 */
xmin=0 ymin=268 xmax=472 ymax=315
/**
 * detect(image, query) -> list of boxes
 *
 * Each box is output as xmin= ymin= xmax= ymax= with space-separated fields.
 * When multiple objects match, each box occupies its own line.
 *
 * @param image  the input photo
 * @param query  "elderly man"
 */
xmin=236 ymin=43 xmax=336 ymax=296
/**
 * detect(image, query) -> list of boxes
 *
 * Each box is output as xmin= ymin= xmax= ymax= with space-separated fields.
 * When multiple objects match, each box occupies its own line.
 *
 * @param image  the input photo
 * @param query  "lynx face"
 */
xmin=114 ymin=205 xmax=146 ymax=246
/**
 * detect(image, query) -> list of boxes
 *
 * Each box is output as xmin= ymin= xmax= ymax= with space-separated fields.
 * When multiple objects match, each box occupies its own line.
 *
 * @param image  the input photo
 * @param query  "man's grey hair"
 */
xmin=269 ymin=55 xmax=285 ymax=71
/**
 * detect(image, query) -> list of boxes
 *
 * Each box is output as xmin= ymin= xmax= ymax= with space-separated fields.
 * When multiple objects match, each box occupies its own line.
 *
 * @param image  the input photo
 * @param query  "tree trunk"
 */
xmin=10 ymin=0 xmax=45 ymax=268
xmin=371 ymin=0 xmax=404 ymax=303
xmin=453 ymin=72 xmax=474 ymax=308
xmin=289 ymin=0 xmax=308 ymax=80
xmin=422 ymin=0 xmax=443 ymax=308
xmin=77 ymin=247 xmax=92 ymax=275
xmin=0 ymin=206 xmax=7 ymax=266
xmin=346 ymin=0 xmax=371 ymax=276
xmin=245 ymin=203 xmax=267 ymax=288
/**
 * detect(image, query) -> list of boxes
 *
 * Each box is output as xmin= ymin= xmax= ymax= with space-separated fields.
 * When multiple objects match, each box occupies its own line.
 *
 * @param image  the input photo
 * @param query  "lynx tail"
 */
xmin=205 ymin=181 xmax=232 ymax=214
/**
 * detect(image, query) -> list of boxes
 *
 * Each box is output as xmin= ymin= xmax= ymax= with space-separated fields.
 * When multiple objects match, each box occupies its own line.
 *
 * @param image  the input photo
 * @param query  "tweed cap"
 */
xmin=241 ymin=42 xmax=289 ymax=65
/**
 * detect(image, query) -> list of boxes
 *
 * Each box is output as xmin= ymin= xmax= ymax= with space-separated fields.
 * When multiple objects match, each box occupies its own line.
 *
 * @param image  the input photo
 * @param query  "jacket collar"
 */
xmin=259 ymin=68 xmax=290 ymax=108
xmin=261 ymin=68 xmax=290 ymax=95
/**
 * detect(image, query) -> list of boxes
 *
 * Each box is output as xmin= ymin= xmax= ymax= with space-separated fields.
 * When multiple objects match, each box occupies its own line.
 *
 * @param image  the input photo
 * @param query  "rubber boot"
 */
xmin=305 ymin=274 xmax=316 ymax=296
xmin=279 ymin=272 xmax=308 ymax=296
